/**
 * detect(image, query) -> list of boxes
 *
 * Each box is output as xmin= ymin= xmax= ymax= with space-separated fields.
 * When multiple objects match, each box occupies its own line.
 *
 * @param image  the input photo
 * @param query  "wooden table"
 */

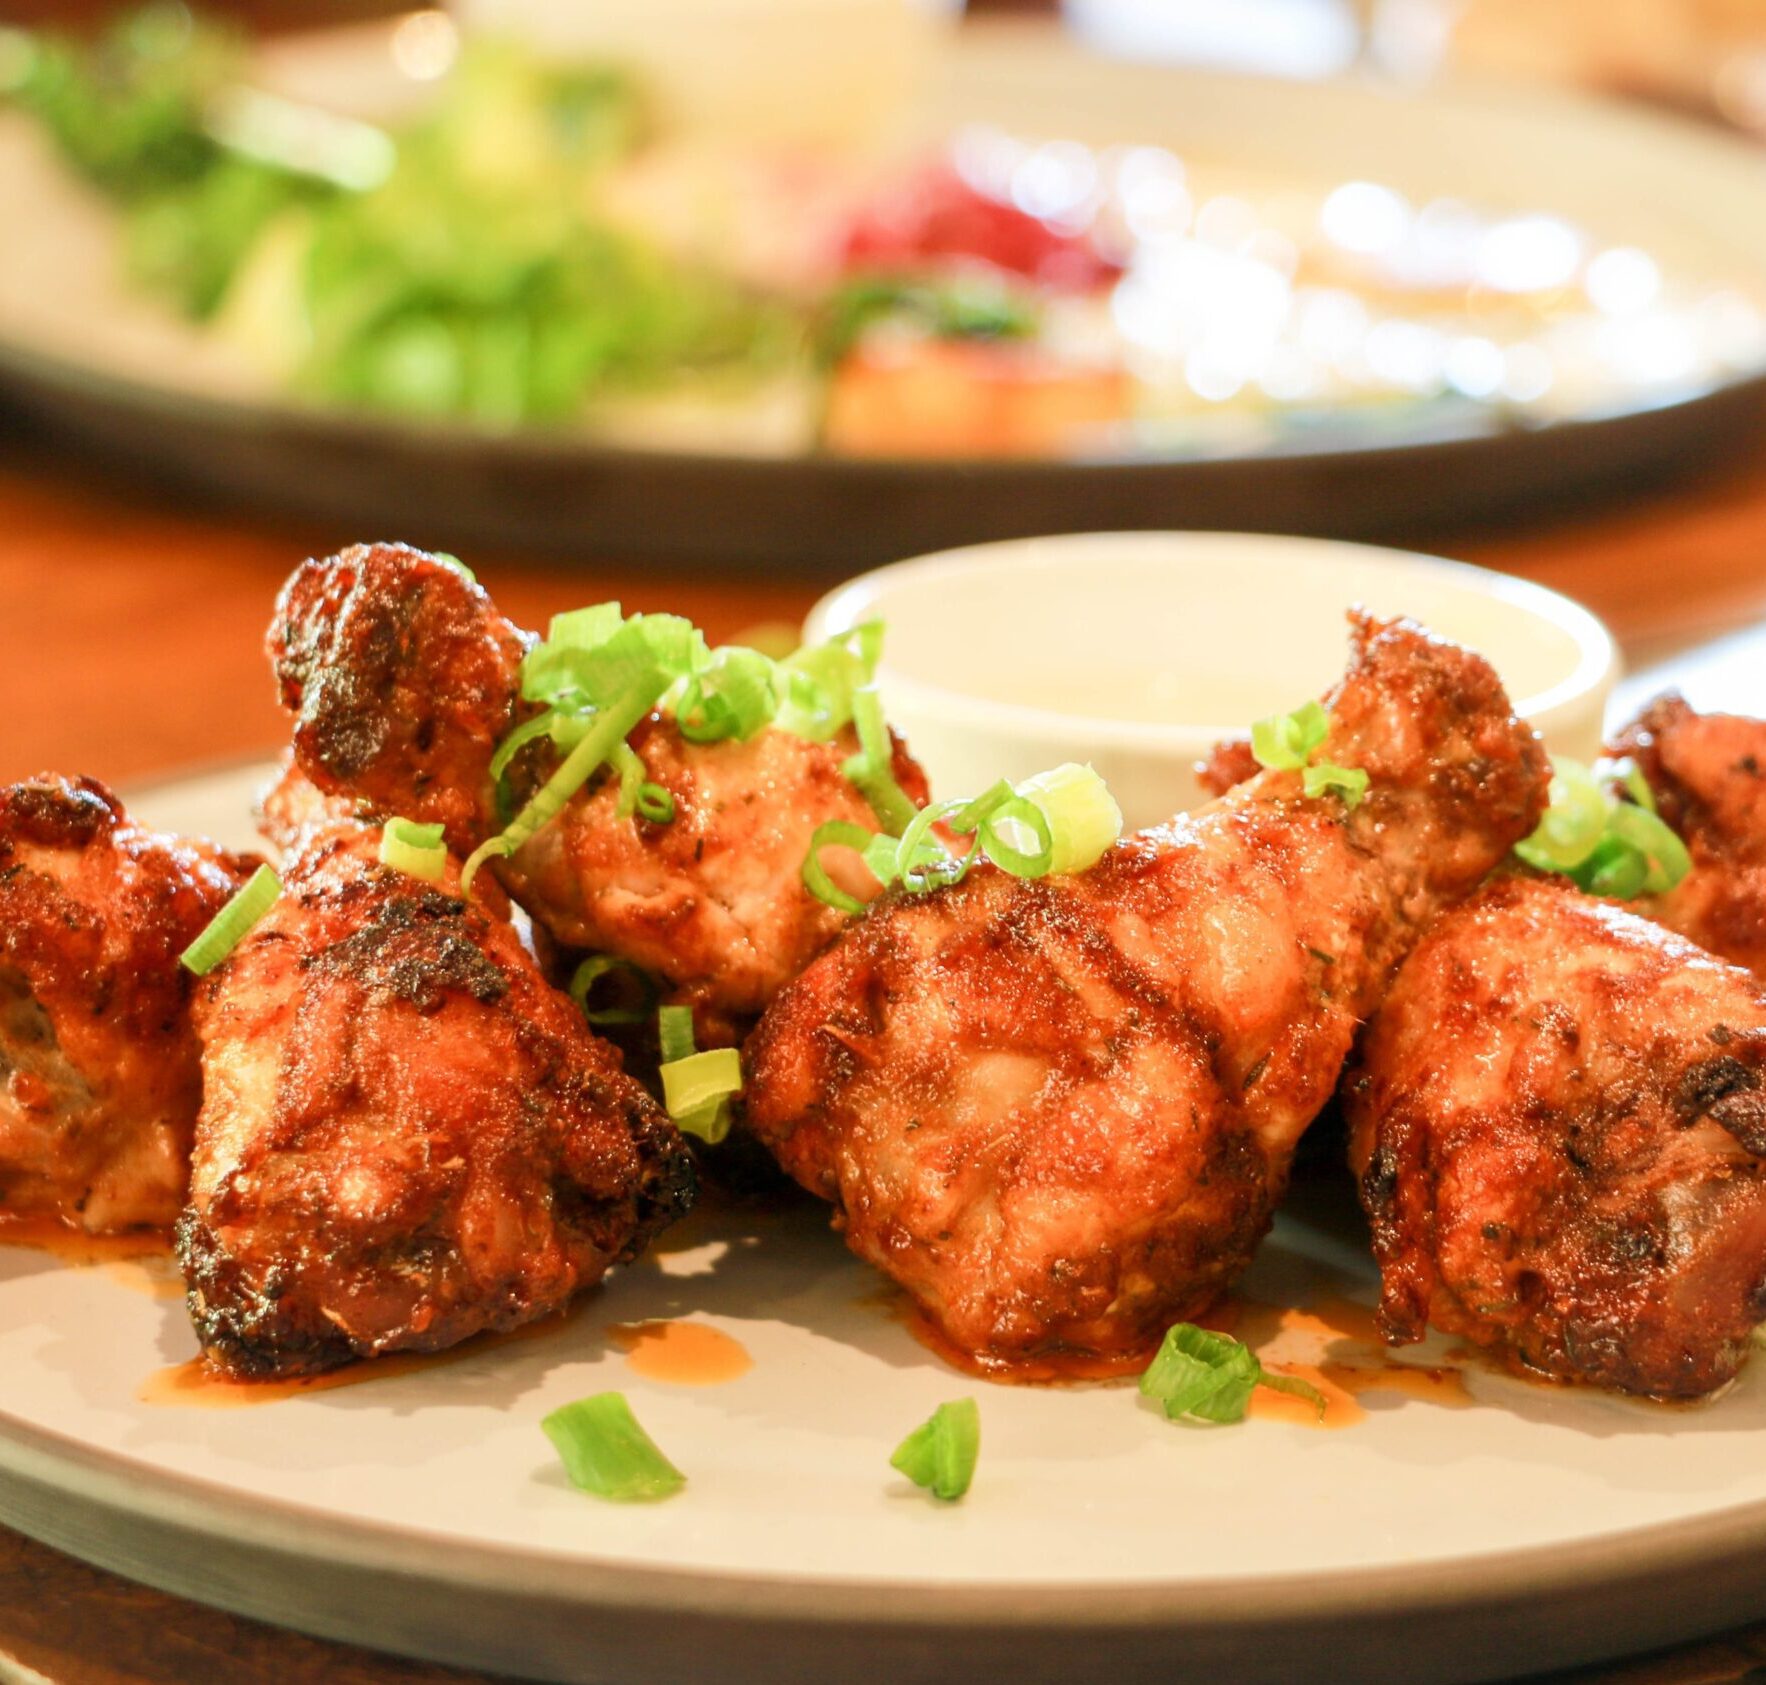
xmin=4 ymin=408 xmax=1766 ymax=1684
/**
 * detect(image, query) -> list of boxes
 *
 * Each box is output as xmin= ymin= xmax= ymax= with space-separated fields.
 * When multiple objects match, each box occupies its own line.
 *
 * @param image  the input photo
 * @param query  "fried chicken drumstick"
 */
xmin=1613 ymin=695 xmax=1766 ymax=980
xmin=181 ymin=821 xmax=693 ymax=1377
xmin=743 ymin=614 xmax=1548 ymax=1373
xmin=270 ymin=543 xmax=928 ymax=1042
xmin=0 ymin=776 xmax=253 ymax=1234
xmin=1346 ymin=873 xmax=1766 ymax=1399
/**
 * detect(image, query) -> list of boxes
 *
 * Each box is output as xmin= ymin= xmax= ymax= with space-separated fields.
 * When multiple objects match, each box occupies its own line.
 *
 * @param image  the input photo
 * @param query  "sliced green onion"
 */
xmin=892 ymin=798 xmax=978 ymax=893
xmin=608 ymin=741 xmax=646 ymax=818
xmin=1014 ymin=762 xmax=1122 ymax=874
xmin=378 ymin=816 xmax=448 ymax=881
xmin=637 ymin=783 xmax=675 ymax=824
xmin=675 ymin=646 xmax=777 ymax=745
xmin=802 ymin=820 xmax=879 ymax=917
xmin=977 ymin=795 xmax=1054 ymax=878
xmin=1514 ymin=757 xmax=1607 ymax=873
xmin=1612 ymin=757 xmax=1658 ymax=814
xmin=1249 ymin=700 xmax=1368 ymax=810
xmin=1250 ymin=701 xmax=1329 ymax=772
xmin=655 ymin=1005 xmax=741 ymax=1144
xmin=541 ymin=1392 xmax=684 ymax=1502
xmin=1580 ymin=835 xmax=1649 ymax=901
xmin=1516 ymin=755 xmax=1693 ymax=900
xmin=568 ymin=954 xmax=657 ymax=1027
xmin=1138 ymin=1323 xmax=1326 ymax=1425
xmin=660 ymin=1048 xmax=743 ymax=1145
xmin=1302 ymin=763 xmax=1370 ymax=810
xmin=657 ymin=1003 xmax=697 ymax=1066
xmin=797 ymin=764 xmax=1124 ymax=912
xmin=841 ymin=686 xmax=919 ymax=832
xmin=180 ymin=864 xmax=282 ymax=976
xmin=462 ymin=649 xmax=676 ymax=897
xmin=890 ymin=1398 xmax=980 ymax=1502
xmin=488 ymin=710 xmax=557 ymax=783
xmin=1608 ymin=803 xmax=1692 ymax=894
xmin=773 ymin=621 xmax=885 ymax=741
xmin=548 ymin=602 xmax=625 ymax=650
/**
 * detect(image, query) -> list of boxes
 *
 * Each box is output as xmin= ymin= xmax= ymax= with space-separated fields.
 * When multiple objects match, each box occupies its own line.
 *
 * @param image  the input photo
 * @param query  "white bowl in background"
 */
xmin=805 ymin=532 xmax=1618 ymax=830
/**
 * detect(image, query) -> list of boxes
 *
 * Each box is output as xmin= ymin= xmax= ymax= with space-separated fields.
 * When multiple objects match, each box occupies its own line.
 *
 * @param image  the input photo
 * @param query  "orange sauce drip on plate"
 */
xmin=607 ymin=1319 xmax=753 ymax=1386
xmin=1241 ymin=1297 xmax=1472 ymax=1429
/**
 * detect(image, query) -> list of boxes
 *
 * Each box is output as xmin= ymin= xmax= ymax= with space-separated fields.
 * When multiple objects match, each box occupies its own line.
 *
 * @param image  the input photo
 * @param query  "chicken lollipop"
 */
xmin=743 ymin=614 xmax=1549 ymax=1373
xmin=0 ymin=775 xmax=253 ymax=1234
xmin=180 ymin=821 xmax=693 ymax=1377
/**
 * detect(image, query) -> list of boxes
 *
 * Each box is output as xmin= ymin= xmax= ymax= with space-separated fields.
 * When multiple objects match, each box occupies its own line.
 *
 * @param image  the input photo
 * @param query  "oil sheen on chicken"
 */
xmin=743 ymin=614 xmax=1549 ymax=1373
xmin=0 ymin=776 xmax=253 ymax=1234
xmin=269 ymin=542 xmax=928 ymax=1041
xmin=180 ymin=822 xmax=694 ymax=1377
xmin=1613 ymin=695 xmax=1766 ymax=980
xmin=1345 ymin=872 xmax=1766 ymax=1399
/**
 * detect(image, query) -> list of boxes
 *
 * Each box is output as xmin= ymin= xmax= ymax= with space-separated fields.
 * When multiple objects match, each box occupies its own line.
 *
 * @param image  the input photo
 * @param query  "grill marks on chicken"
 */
xmin=1346 ymin=873 xmax=1766 ymax=1400
xmin=270 ymin=542 xmax=929 ymax=1040
xmin=0 ymin=776 xmax=254 ymax=1233
xmin=743 ymin=615 xmax=1549 ymax=1373
xmin=1614 ymin=696 xmax=1766 ymax=980
xmin=180 ymin=824 xmax=693 ymax=1378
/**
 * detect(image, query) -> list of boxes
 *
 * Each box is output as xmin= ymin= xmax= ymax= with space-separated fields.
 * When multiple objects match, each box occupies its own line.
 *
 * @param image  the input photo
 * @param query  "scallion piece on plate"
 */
xmin=1138 ymin=1324 xmax=1326 ymax=1425
xmin=377 ymin=816 xmax=447 ymax=881
xmin=541 ymin=1392 xmax=685 ymax=1502
xmin=890 ymin=1398 xmax=981 ymax=1501
xmin=179 ymin=863 xmax=282 ymax=976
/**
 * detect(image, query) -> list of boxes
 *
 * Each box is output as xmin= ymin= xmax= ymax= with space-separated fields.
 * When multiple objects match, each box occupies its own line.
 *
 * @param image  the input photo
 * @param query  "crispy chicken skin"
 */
xmin=0 ymin=776 xmax=253 ymax=1233
xmin=180 ymin=822 xmax=693 ymax=1378
xmin=1613 ymin=695 xmax=1766 ymax=980
xmin=743 ymin=615 xmax=1549 ymax=1372
xmin=1345 ymin=873 xmax=1766 ymax=1399
xmin=270 ymin=542 xmax=929 ymax=1040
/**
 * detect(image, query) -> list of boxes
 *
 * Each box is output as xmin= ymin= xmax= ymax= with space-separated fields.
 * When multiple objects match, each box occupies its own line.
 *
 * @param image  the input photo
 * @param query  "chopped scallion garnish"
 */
xmin=1513 ymin=756 xmax=1692 ymax=900
xmin=567 ymin=954 xmax=657 ymax=1027
xmin=889 ymin=1398 xmax=980 ymax=1501
xmin=841 ymin=686 xmax=919 ymax=832
xmin=541 ymin=1392 xmax=685 ymax=1502
xmin=478 ymin=605 xmax=895 ymax=880
xmin=655 ymin=1005 xmax=740 ymax=1143
xmin=1249 ymin=700 xmax=1368 ymax=809
xmin=1250 ymin=700 xmax=1328 ymax=772
xmin=377 ymin=816 xmax=448 ymax=881
xmin=179 ymin=864 xmax=282 ymax=976
xmin=657 ymin=1003 xmax=697 ymax=1066
xmin=1138 ymin=1323 xmax=1326 ymax=1425
xmin=800 ymin=762 xmax=1122 ymax=913
xmin=1301 ymin=763 xmax=1369 ymax=809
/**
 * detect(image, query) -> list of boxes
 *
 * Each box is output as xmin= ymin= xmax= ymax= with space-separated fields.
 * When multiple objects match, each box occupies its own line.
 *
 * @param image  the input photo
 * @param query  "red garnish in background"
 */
xmin=840 ymin=162 xmax=1121 ymax=292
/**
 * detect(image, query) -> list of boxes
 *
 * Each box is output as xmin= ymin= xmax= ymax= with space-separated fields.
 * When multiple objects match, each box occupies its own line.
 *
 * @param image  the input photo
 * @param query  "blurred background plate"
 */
xmin=5 ymin=18 xmax=1766 ymax=565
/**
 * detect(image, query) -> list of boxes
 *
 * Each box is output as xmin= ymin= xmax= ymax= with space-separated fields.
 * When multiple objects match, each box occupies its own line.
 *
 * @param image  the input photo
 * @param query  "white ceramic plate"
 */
xmin=4 ymin=23 xmax=1766 ymax=562
xmin=4 ymin=759 xmax=1766 ymax=1683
